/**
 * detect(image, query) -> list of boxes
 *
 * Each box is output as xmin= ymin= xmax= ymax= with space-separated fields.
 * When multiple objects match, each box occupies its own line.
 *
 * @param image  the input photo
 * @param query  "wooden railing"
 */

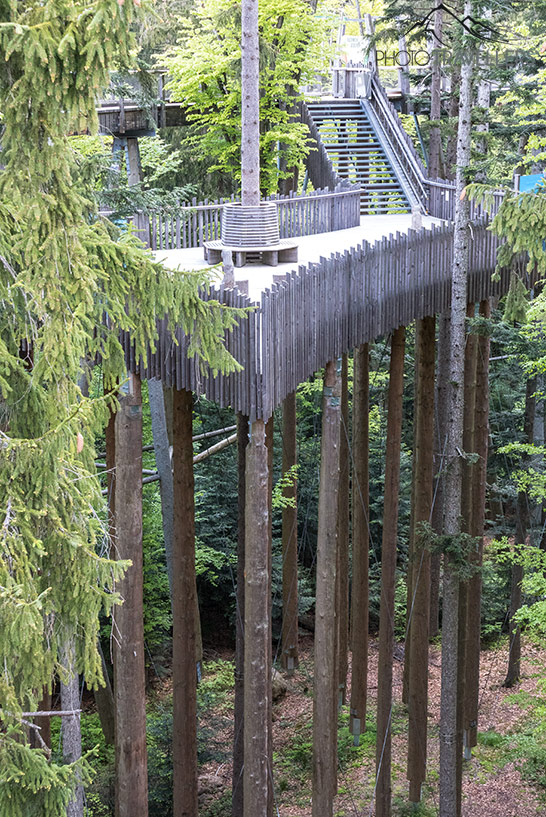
xmin=129 ymin=217 xmax=521 ymax=421
xmin=426 ymin=178 xmax=505 ymax=221
xmin=116 ymin=185 xmax=362 ymax=251
xmin=299 ymin=102 xmax=356 ymax=193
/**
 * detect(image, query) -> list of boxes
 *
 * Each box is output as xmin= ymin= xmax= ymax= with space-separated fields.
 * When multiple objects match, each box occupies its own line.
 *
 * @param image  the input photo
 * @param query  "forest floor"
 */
xmin=194 ymin=633 xmax=546 ymax=817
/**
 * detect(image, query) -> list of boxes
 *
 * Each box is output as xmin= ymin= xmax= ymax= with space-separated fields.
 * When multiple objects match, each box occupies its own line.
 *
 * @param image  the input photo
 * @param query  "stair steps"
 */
xmin=306 ymin=100 xmax=411 ymax=215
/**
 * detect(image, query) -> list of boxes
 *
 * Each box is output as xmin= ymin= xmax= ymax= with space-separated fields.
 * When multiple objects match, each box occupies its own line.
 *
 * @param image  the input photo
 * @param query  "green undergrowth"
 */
xmin=474 ymin=675 xmax=546 ymax=801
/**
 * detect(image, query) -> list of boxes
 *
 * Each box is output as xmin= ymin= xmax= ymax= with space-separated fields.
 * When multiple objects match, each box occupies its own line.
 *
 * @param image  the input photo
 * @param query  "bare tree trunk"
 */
xmin=337 ymin=354 xmax=350 ymax=705
xmin=114 ymin=372 xmax=148 ymax=817
xmin=350 ymin=344 xmax=369 ymax=744
xmin=312 ymin=360 xmax=342 ymax=817
xmin=505 ymin=377 xmax=535 ymax=687
xmin=281 ymin=393 xmax=299 ymax=673
xmin=241 ymin=0 xmax=260 ymax=203
xmin=172 ymin=388 xmax=198 ymax=817
xmin=243 ymin=420 xmax=271 ymax=817
xmin=456 ymin=305 xmax=477 ymax=813
xmin=376 ymin=327 xmax=406 ymax=817
xmin=440 ymin=8 xmax=473 ymax=813
xmin=464 ymin=298 xmax=491 ymax=755
xmin=407 ymin=317 xmax=435 ymax=804
xmin=430 ymin=313 xmax=450 ymax=638
xmin=233 ymin=414 xmax=248 ymax=817
xmin=265 ymin=416 xmax=274 ymax=817
xmin=148 ymin=378 xmax=174 ymax=591
xmin=61 ymin=643 xmax=84 ymax=817
xmin=429 ymin=7 xmax=444 ymax=178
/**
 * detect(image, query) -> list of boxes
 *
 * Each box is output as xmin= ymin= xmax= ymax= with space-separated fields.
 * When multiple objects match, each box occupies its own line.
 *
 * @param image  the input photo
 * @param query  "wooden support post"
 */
xmin=312 ymin=360 xmax=342 ymax=817
xmin=350 ymin=344 xmax=370 ymax=744
xmin=430 ymin=313 xmax=450 ymax=638
xmin=407 ymin=317 xmax=435 ymax=803
xmin=337 ymin=355 xmax=350 ymax=705
xmin=172 ymin=388 xmax=198 ymax=817
xmin=265 ymin=416 xmax=274 ymax=817
xmin=243 ymin=420 xmax=271 ymax=817
xmin=464 ymin=299 xmax=491 ymax=753
xmin=375 ymin=327 xmax=406 ymax=817
xmin=114 ymin=372 xmax=148 ymax=817
xmin=233 ymin=414 xmax=248 ymax=817
xmin=281 ymin=392 xmax=299 ymax=674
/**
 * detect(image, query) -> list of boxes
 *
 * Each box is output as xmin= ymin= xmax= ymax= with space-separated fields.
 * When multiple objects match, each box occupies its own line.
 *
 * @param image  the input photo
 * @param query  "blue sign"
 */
xmin=518 ymin=174 xmax=545 ymax=193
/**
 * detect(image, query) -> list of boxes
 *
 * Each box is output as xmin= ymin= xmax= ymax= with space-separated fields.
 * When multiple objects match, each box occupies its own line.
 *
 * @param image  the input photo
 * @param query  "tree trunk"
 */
xmin=428 ymin=7 xmax=444 ymax=178
xmin=148 ymin=378 xmax=174 ymax=591
xmin=114 ymin=372 xmax=148 ymax=817
xmin=172 ymin=388 xmax=198 ymax=817
xmin=281 ymin=393 xmax=299 ymax=673
xmin=336 ymin=354 xmax=350 ymax=705
xmin=464 ymin=298 xmax=491 ymax=753
xmin=376 ymin=327 xmax=406 ymax=817
xmin=350 ymin=344 xmax=370 ymax=744
xmin=233 ymin=414 xmax=248 ymax=817
xmin=61 ymin=643 xmax=84 ymax=817
xmin=407 ymin=317 xmax=435 ymax=804
xmin=265 ymin=416 xmax=274 ymax=817
xmin=312 ymin=360 xmax=342 ymax=817
xmin=243 ymin=420 xmax=271 ymax=817
xmin=505 ymin=377 xmax=536 ymax=687
xmin=439 ymin=9 xmax=473 ymax=813
xmin=457 ymin=304 xmax=477 ymax=787
xmin=241 ymin=0 xmax=260 ymax=203
xmin=430 ymin=313 xmax=450 ymax=638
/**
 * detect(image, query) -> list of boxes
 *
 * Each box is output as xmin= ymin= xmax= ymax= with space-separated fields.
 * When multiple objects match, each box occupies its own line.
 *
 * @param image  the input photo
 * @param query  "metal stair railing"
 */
xmin=366 ymin=75 xmax=428 ymax=211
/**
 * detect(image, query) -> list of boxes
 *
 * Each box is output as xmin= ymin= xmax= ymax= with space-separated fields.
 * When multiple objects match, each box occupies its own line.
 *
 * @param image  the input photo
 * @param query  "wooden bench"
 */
xmin=204 ymin=239 xmax=298 ymax=267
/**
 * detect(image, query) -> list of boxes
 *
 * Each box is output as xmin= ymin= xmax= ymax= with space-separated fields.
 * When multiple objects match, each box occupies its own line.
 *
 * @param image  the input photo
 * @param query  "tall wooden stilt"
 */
xmin=337 ymin=354 xmax=350 ymax=705
xmin=464 ymin=299 xmax=491 ymax=753
xmin=233 ymin=414 xmax=248 ymax=817
xmin=172 ymin=387 xmax=198 ymax=817
xmin=114 ymin=372 xmax=148 ymax=817
xmin=430 ymin=313 xmax=450 ymax=638
xmin=376 ymin=328 xmax=406 ymax=817
xmin=281 ymin=392 xmax=299 ymax=673
xmin=350 ymin=344 xmax=370 ymax=744
xmin=407 ymin=317 xmax=435 ymax=803
xmin=312 ymin=360 xmax=342 ymax=817
xmin=265 ymin=416 xmax=274 ymax=817
xmin=243 ymin=420 xmax=271 ymax=817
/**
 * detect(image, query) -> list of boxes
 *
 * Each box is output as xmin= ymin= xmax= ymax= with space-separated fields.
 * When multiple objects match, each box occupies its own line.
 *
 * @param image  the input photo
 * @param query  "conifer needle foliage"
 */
xmin=0 ymin=1 xmax=244 ymax=811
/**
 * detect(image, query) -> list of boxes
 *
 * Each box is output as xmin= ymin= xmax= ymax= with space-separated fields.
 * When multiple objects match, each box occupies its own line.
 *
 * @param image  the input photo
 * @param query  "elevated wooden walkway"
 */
xmin=125 ymin=216 xmax=517 ymax=422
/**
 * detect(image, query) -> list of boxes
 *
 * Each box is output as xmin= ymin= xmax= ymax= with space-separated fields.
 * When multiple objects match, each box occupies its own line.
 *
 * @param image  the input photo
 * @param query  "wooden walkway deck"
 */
xmin=125 ymin=216 xmax=517 ymax=422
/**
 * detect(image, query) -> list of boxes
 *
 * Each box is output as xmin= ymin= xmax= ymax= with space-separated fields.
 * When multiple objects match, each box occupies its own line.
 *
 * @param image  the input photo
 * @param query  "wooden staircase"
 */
xmin=306 ymin=99 xmax=412 ymax=216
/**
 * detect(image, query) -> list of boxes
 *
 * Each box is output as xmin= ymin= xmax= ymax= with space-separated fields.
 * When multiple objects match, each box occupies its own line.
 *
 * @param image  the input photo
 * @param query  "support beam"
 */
xmin=375 ymin=327 xmax=406 ymax=817
xmin=114 ymin=372 xmax=148 ymax=817
xmin=281 ymin=392 xmax=299 ymax=673
xmin=464 ymin=299 xmax=491 ymax=753
xmin=172 ymin=388 xmax=198 ymax=817
xmin=312 ymin=360 xmax=342 ymax=817
xmin=243 ymin=420 xmax=271 ymax=817
xmin=350 ymin=344 xmax=370 ymax=744
xmin=233 ymin=414 xmax=248 ymax=817
xmin=407 ymin=317 xmax=435 ymax=803
xmin=337 ymin=355 xmax=350 ymax=705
